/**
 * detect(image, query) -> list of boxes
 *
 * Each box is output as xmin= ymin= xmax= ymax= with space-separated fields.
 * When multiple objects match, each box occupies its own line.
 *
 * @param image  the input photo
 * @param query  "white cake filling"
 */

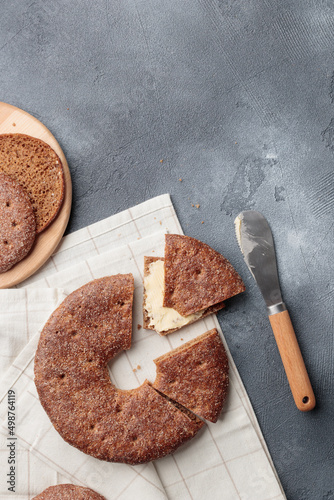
xmin=144 ymin=259 xmax=204 ymax=334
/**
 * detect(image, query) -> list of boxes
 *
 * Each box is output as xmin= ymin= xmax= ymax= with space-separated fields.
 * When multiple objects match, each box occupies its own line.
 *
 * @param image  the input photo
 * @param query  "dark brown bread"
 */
xmin=163 ymin=234 xmax=245 ymax=316
xmin=153 ymin=329 xmax=229 ymax=422
xmin=0 ymin=172 xmax=36 ymax=273
xmin=0 ymin=133 xmax=65 ymax=233
xmin=143 ymin=256 xmax=225 ymax=335
xmin=32 ymin=484 xmax=106 ymax=499
xmin=34 ymin=276 xmax=203 ymax=465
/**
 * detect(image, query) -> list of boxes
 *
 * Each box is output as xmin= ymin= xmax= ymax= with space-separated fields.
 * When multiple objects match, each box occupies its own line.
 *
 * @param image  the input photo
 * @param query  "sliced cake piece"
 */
xmin=153 ymin=328 xmax=229 ymax=423
xmin=163 ymin=234 xmax=245 ymax=316
xmin=143 ymin=256 xmax=225 ymax=335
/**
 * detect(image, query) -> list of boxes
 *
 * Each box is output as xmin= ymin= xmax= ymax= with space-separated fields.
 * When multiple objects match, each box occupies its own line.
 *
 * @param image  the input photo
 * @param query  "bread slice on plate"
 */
xmin=153 ymin=328 xmax=229 ymax=423
xmin=0 ymin=133 xmax=65 ymax=233
xmin=0 ymin=172 xmax=36 ymax=273
xmin=143 ymin=256 xmax=225 ymax=335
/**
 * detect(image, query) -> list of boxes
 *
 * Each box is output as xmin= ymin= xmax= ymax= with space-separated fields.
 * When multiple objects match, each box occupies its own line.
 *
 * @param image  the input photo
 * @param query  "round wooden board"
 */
xmin=0 ymin=102 xmax=72 ymax=288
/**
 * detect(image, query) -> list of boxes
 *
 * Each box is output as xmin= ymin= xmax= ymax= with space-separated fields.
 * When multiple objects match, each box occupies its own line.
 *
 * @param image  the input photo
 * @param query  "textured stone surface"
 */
xmin=1 ymin=1 xmax=333 ymax=498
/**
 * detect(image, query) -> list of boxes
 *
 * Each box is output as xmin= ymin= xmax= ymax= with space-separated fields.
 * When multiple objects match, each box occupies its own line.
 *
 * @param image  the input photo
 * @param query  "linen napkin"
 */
xmin=0 ymin=194 xmax=286 ymax=499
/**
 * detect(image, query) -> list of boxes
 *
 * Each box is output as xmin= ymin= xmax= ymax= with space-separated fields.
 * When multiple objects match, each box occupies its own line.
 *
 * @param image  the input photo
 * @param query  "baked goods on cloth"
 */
xmin=32 ymin=484 xmax=106 ymax=499
xmin=0 ymin=133 xmax=65 ymax=233
xmin=34 ymin=275 xmax=204 ymax=465
xmin=153 ymin=328 xmax=228 ymax=423
xmin=0 ymin=171 xmax=36 ymax=273
xmin=143 ymin=234 xmax=244 ymax=334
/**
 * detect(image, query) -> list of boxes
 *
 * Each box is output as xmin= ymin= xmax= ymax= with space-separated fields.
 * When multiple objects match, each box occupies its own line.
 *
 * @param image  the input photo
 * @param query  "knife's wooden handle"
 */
xmin=269 ymin=310 xmax=316 ymax=411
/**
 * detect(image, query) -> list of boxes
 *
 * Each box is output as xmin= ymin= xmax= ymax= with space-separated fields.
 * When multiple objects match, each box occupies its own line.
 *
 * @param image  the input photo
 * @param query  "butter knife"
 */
xmin=235 ymin=210 xmax=315 ymax=411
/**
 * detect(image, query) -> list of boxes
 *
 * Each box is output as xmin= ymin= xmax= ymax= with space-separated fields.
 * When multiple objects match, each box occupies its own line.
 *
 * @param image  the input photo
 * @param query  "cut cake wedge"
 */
xmin=153 ymin=328 xmax=229 ymax=423
xmin=164 ymin=234 xmax=245 ymax=316
xmin=143 ymin=256 xmax=225 ymax=335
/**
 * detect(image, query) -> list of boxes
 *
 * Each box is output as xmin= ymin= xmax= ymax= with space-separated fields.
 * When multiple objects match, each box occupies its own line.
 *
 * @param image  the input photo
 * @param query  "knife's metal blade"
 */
xmin=234 ymin=211 xmax=283 ymax=308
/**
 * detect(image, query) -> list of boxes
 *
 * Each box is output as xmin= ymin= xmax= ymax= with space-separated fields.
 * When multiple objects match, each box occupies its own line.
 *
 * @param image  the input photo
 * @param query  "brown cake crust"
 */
xmin=0 ymin=172 xmax=36 ymax=273
xmin=143 ymin=256 xmax=225 ymax=335
xmin=34 ymin=276 xmax=203 ymax=465
xmin=163 ymin=234 xmax=245 ymax=316
xmin=32 ymin=484 xmax=106 ymax=499
xmin=0 ymin=133 xmax=65 ymax=233
xmin=153 ymin=329 xmax=229 ymax=422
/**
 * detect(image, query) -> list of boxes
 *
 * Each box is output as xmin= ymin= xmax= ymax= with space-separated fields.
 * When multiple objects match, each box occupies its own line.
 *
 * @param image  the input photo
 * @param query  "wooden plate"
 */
xmin=0 ymin=102 xmax=72 ymax=288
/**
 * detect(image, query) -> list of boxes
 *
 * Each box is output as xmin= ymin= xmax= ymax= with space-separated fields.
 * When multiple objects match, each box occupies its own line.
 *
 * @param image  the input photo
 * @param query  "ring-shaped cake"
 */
xmin=34 ymin=275 xmax=228 ymax=465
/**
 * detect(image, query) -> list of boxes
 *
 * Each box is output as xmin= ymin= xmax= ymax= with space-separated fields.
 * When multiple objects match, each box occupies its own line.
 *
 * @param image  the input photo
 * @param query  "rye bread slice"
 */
xmin=34 ymin=276 xmax=203 ymax=465
xmin=143 ymin=256 xmax=225 ymax=335
xmin=0 ymin=133 xmax=65 ymax=233
xmin=153 ymin=328 xmax=229 ymax=422
xmin=163 ymin=234 xmax=245 ymax=316
xmin=33 ymin=484 xmax=106 ymax=500
xmin=0 ymin=172 xmax=36 ymax=273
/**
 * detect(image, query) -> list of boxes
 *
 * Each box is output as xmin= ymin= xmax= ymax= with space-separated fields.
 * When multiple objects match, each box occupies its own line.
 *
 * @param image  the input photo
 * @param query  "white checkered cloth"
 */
xmin=0 ymin=194 xmax=286 ymax=500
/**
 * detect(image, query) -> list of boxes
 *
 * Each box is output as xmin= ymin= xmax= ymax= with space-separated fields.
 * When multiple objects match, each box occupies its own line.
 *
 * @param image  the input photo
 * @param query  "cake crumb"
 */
xmin=159 ymin=221 xmax=162 ymax=225
xmin=12 ymin=123 xmax=16 ymax=127
xmin=180 ymin=338 xmax=184 ymax=341
xmin=133 ymin=368 xmax=137 ymax=372
xmin=195 ymin=204 xmax=200 ymax=209
xmin=137 ymin=324 xmax=142 ymax=330
xmin=201 ymin=221 xmax=204 ymax=224
xmin=160 ymin=159 xmax=163 ymax=163
xmin=179 ymin=178 xmax=182 ymax=182
xmin=137 ymin=365 xmax=141 ymax=370
xmin=191 ymin=204 xmax=194 ymax=207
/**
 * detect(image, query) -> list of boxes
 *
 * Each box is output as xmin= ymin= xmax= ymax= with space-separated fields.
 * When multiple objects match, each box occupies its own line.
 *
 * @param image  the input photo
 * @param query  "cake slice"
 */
xmin=153 ymin=328 xmax=229 ymax=423
xmin=164 ymin=234 xmax=245 ymax=316
xmin=143 ymin=256 xmax=225 ymax=335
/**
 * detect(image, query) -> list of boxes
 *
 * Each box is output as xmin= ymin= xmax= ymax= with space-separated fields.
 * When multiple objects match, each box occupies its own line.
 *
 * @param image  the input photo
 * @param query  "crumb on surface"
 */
xmin=137 ymin=324 xmax=142 ymax=330
xmin=195 ymin=204 xmax=200 ymax=208
xmin=133 ymin=368 xmax=137 ymax=372
xmin=137 ymin=365 xmax=141 ymax=370
xmin=12 ymin=123 xmax=16 ymax=127
xmin=201 ymin=221 xmax=204 ymax=224
xmin=179 ymin=178 xmax=182 ymax=182
xmin=159 ymin=221 xmax=162 ymax=225
xmin=191 ymin=204 xmax=194 ymax=207
xmin=160 ymin=159 xmax=163 ymax=163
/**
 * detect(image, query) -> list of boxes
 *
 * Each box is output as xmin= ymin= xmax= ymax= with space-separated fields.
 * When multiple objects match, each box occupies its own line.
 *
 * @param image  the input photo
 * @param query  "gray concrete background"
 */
xmin=1 ymin=1 xmax=333 ymax=498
